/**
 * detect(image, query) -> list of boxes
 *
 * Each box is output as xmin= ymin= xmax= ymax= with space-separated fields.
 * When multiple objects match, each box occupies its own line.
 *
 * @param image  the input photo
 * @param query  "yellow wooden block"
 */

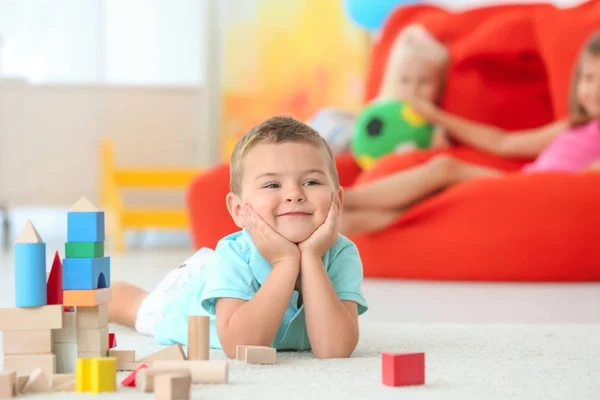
xmin=90 ymin=358 xmax=116 ymax=393
xmin=75 ymin=358 xmax=90 ymax=393
xmin=76 ymin=357 xmax=116 ymax=393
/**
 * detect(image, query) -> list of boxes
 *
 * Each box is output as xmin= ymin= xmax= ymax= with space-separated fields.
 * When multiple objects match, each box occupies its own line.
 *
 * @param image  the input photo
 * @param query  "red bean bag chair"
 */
xmin=187 ymin=2 xmax=600 ymax=281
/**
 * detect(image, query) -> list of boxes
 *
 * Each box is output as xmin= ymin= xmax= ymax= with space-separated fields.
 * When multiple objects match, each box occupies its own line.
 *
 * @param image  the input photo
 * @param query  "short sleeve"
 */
xmin=199 ymin=240 xmax=258 ymax=315
xmin=326 ymin=236 xmax=368 ymax=315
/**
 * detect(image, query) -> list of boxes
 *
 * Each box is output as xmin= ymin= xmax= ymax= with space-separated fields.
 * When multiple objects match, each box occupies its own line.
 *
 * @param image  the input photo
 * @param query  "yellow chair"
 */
xmin=99 ymin=138 xmax=202 ymax=252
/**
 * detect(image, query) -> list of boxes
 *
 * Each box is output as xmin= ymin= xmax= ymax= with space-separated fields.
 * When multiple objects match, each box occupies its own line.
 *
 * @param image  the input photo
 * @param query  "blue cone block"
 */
xmin=15 ymin=242 xmax=47 ymax=307
xmin=62 ymin=257 xmax=111 ymax=290
xmin=67 ymin=211 xmax=105 ymax=242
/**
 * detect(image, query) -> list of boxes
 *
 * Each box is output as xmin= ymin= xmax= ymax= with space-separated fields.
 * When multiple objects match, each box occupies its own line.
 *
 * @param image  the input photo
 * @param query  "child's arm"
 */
xmin=215 ymin=204 xmax=301 ymax=359
xmin=299 ymin=194 xmax=360 ymax=358
xmin=215 ymin=260 xmax=299 ymax=358
xmin=300 ymin=254 xmax=359 ymax=358
xmin=412 ymin=98 xmax=568 ymax=158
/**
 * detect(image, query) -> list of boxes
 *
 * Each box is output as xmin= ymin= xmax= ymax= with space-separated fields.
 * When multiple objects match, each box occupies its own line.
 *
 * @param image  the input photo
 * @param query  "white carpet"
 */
xmin=12 ymin=322 xmax=597 ymax=400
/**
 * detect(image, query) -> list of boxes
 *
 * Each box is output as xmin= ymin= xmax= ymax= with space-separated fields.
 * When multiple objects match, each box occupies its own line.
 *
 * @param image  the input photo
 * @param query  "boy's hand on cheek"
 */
xmin=244 ymin=205 xmax=300 ymax=268
xmin=298 ymin=194 xmax=340 ymax=259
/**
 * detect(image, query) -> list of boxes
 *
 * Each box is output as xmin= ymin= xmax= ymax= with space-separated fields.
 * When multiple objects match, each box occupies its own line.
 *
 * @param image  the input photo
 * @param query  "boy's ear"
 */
xmin=336 ymin=186 xmax=344 ymax=209
xmin=226 ymin=192 xmax=246 ymax=229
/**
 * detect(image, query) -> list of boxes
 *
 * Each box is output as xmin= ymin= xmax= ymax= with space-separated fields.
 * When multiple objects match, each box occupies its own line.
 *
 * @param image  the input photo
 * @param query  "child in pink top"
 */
xmin=339 ymin=30 xmax=600 ymax=237
xmin=523 ymin=119 xmax=600 ymax=173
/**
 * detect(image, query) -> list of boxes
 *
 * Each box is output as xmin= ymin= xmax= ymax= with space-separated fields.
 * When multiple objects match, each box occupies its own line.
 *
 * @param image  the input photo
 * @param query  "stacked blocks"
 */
xmin=53 ymin=197 xmax=112 ymax=374
xmin=63 ymin=197 xmax=111 ymax=300
xmin=0 ymin=305 xmax=62 ymax=378
xmin=0 ymin=220 xmax=62 ymax=379
xmin=14 ymin=221 xmax=46 ymax=307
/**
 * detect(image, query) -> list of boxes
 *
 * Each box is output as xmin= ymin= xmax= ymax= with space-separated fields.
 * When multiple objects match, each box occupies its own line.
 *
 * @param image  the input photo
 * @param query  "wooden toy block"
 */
xmin=67 ymin=197 xmax=105 ymax=242
xmin=51 ymin=373 xmax=75 ymax=388
xmin=2 ymin=354 xmax=55 ymax=378
xmin=154 ymin=372 xmax=192 ymax=400
xmin=65 ymin=241 xmax=104 ymax=258
xmin=3 ymin=329 xmax=52 ymax=355
xmin=78 ymin=351 xmax=107 ymax=359
xmin=52 ymin=378 xmax=76 ymax=392
xmin=236 ymin=345 xmax=249 ymax=361
xmin=90 ymin=357 xmax=116 ymax=393
xmin=136 ymin=367 xmax=190 ymax=393
xmin=77 ymin=325 xmax=109 ymax=353
xmin=153 ymin=360 xmax=228 ymax=384
xmin=0 ymin=305 xmax=63 ymax=331
xmin=15 ymin=374 xmax=28 ymax=393
xmin=76 ymin=357 xmax=116 ymax=393
xmin=119 ymin=362 xmax=142 ymax=371
xmin=63 ymin=287 xmax=112 ymax=307
xmin=22 ymin=368 xmax=51 ymax=394
xmin=109 ymin=332 xmax=117 ymax=348
xmin=76 ymin=304 xmax=108 ymax=329
xmin=46 ymin=251 xmax=63 ymax=305
xmin=381 ymin=352 xmax=425 ymax=387
xmin=120 ymin=364 xmax=148 ymax=387
xmin=53 ymin=310 xmax=77 ymax=343
xmin=53 ymin=342 xmax=78 ymax=373
xmin=62 ymin=257 xmax=111 ymax=290
xmin=75 ymin=358 xmax=90 ymax=392
xmin=187 ymin=315 xmax=209 ymax=360
xmin=0 ymin=371 xmax=16 ymax=398
xmin=244 ymin=346 xmax=277 ymax=364
xmin=137 ymin=344 xmax=186 ymax=364
xmin=108 ymin=349 xmax=135 ymax=369
xmin=14 ymin=220 xmax=46 ymax=308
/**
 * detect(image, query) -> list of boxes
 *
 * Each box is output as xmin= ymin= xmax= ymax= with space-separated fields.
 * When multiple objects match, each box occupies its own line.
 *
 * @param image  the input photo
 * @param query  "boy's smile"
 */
xmin=234 ymin=141 xmax=338 ymax=243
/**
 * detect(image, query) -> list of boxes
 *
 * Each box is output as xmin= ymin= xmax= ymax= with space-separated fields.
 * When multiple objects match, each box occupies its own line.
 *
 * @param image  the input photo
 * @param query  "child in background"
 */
xmin=340 ymin=31 xmax=600 ymax=236
xmin=108 ymin=116 xmax=368 ymax=359
xmin=311 ymin=24 xmax=451 ymax=153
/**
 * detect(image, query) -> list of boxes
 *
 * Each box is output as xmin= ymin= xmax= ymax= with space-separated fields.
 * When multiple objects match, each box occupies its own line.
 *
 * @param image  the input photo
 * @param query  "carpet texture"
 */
xmin=3 ymin=322 xmax=599 ymax=399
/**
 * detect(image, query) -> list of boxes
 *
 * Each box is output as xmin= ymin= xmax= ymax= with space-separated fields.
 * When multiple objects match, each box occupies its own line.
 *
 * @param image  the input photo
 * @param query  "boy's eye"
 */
xmin=303 ymin=179 xmax=320 ymax=186
xmin=263 ymin=182 xmax=280 ymax=189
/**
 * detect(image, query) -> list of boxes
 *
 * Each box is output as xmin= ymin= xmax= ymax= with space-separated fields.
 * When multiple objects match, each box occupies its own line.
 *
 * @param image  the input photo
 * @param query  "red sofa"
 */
xmin=186 ymin=2 xmax=600 ymax=281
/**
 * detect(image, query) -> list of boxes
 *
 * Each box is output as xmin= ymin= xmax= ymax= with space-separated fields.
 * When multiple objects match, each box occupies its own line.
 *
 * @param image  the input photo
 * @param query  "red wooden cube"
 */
xmin=382 ymin=352 xmax=425 ymax=387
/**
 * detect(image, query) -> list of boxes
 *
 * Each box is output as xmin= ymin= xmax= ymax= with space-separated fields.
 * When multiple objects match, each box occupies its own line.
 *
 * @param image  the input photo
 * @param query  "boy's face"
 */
xmin=394 ymin=56 xmax=443 ymax=103
xmin=227 ymin=142 xmax=341 ymax=244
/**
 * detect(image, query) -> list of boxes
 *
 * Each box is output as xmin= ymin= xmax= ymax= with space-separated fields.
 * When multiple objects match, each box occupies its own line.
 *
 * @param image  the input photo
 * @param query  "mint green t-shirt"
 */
xmin=154 ymin=229 xmax=368 ymax=350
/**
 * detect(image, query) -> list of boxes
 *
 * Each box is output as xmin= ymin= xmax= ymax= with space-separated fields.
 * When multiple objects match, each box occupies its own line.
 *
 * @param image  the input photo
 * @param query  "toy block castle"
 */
xmin=0 ymin=222 xmax=62 ymax=381
xmin=54 ymin=197 xmax=112 ymax=374
xmin=0 ymin=197 xmax=115 ymax=396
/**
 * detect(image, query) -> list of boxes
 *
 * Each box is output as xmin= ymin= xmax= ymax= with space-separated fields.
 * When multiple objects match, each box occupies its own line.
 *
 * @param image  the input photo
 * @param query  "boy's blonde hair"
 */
xmin=378 ymin=24 xmax=450 ymax=101
xmin=569 ymin=31 xmax=600 ymax=126
xmin=229 ymin=116 xmax=339 ymax=195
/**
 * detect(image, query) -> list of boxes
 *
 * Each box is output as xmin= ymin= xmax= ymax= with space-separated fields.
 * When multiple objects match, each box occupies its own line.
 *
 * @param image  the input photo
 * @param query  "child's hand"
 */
xmin=410 ymin=97 xmax=439 ymax=123
xmin=431 ymin=127 xmax=451 ymax=149
xmin=244 ymin=205 xmax=300 ymax=267
xmin=298 ymin=194 xmax=340 ymax=259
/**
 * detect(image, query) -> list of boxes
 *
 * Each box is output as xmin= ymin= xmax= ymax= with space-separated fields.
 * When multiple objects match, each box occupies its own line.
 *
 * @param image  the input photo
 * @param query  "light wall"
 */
xmin=0 ymin=83 xmax=206 ymax=207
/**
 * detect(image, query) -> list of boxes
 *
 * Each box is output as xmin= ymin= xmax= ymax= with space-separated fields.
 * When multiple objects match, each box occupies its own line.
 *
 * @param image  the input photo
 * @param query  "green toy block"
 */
xmin=65 ymin=242 xmax=104 ymax=258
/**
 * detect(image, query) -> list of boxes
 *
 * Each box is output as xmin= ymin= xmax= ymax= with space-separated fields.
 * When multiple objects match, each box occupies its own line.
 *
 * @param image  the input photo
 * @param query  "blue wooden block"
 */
xmin=15 ymin=243 xmax=47 ymax=307
xmin=67 ymin=211 xmax=105 ymax=242
xmin=62 ymin=257 xmax=111 ymax=290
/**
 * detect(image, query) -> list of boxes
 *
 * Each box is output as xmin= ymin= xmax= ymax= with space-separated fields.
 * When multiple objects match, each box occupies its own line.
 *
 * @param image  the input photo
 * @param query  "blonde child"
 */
xmin=340 ymin=31 xmax=600 ymax=236
xmin=108 ymin=116 xmax=368 ymax=359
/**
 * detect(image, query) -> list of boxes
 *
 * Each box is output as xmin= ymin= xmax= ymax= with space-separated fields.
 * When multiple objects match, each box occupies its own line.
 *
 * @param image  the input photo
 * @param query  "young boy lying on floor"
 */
xmin=108 ymin=116 xmax=369 ymax=359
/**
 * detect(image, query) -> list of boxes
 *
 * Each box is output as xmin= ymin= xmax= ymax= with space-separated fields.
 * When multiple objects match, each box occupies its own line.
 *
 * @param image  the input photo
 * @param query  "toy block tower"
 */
xmin=53 ymin=197 xmax=111 ymax=373
xmin=0 ymin=221 xmax=62 ymax=378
